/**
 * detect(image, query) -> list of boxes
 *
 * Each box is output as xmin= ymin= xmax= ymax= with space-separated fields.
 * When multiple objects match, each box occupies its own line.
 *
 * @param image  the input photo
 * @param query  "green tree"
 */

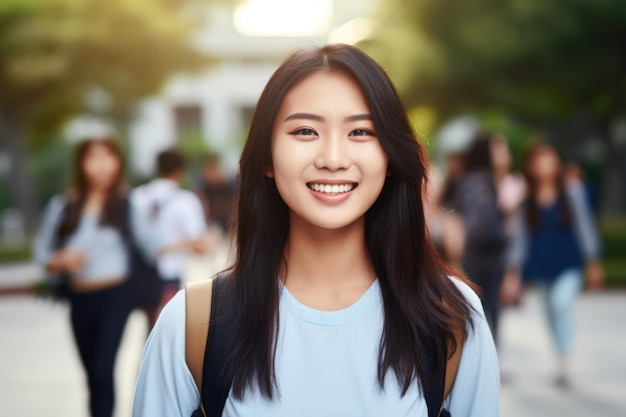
xmin=0 ymin=0 xmax=214 ymax=231
xmin=363 ymin=0 xmax=626 ymax=213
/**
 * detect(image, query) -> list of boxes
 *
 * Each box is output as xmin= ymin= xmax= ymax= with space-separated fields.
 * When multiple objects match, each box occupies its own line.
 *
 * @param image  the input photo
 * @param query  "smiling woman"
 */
xmin=132 ymin=44 xmax=500 ymax=417
xmin=233 ymin=0 xmax=333 ymax=37
xmin=269 ymin=71 xmax=387 ymax=231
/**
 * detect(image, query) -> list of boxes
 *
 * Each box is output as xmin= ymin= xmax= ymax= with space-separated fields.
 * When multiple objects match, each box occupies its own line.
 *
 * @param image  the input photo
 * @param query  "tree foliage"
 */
xmin=363 ymin=0 xmax=626 ymax=122
xmin=0 ymin=0 xmax=218 ymax=230
xmin=0 ymin=0 xmax=212 ymax=146
xmin=363 ymin=0 xmax=626 ymax=212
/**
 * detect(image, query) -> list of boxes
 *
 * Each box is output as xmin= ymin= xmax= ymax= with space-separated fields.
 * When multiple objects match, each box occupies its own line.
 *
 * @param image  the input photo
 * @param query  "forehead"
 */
xmin=278 ymin=70 xmax=370 ymax=115
xmin=84 ymin=142 xmax=116 ymax=158
xmin=533 ymin=148 xmax=558 ymax=161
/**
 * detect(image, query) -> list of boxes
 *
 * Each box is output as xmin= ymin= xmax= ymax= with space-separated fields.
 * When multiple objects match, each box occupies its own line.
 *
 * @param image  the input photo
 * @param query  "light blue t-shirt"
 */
xmin=132 ymin=278 xmax=500 ymax=417
xmin=33 ymin=194 xmax=161 ymax=283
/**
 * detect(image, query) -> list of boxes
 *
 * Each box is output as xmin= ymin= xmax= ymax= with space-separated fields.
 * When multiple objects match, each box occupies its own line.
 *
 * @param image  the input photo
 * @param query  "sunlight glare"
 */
xmin=234 ymin=0 xmax=333 ymax=37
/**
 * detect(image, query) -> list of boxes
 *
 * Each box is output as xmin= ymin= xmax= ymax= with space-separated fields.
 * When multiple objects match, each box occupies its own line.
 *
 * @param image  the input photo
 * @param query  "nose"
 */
xmin=314 ymin=133 xmax=351 ymax=172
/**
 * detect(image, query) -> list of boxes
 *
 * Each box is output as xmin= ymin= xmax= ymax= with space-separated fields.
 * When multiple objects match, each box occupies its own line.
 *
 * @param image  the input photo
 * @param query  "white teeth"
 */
xmin=309 ymin=183 xmax=355 ymax=194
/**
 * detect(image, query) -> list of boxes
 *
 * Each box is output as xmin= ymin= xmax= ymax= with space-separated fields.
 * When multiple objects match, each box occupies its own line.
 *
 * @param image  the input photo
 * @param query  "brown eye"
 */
xmin=290 ymin=128 xmax=318 ymax=136
xmin=349 ymin=129 xmax=375 ymax=137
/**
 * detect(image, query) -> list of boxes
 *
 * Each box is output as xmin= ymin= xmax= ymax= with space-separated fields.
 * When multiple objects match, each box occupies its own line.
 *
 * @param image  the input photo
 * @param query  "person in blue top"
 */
xmin=506 ymin=140 xmax=604 ymax=388
xmin=34 ymin=137 xmax=159 ymax=417
xmin=132 ymin=44 xmax=499 ymax=417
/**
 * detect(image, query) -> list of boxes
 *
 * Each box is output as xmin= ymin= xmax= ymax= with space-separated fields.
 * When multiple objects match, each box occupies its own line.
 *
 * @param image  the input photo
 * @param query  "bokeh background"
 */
xmin=0 ymin=1 xmax=624 ymax=416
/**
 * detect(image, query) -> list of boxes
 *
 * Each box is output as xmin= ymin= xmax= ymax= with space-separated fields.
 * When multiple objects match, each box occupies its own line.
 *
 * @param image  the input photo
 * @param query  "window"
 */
xmin=173 ymin=105 xmax=203 ymax=142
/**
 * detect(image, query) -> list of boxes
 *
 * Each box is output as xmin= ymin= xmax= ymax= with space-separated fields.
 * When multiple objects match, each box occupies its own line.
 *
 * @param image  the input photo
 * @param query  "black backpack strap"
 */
xmin=200 ymin=274 xmax=235 ymax=417
xmin=424 ymin=348 xmax=449 ymax=417
xmin=195 ymin=276 xmax=450 ymax=417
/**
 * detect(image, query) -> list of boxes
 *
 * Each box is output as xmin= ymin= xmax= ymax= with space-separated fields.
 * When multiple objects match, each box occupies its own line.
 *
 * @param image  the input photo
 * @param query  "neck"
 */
xmin=161 ymin=173 xmax=181 ymax=184
xmin=281 ymin=215 xmax=376 ymax=309
xmin=535 ymin=181 xmax=559 ymax=205
xmin=84 ymin=189 xmax=109 ymax=212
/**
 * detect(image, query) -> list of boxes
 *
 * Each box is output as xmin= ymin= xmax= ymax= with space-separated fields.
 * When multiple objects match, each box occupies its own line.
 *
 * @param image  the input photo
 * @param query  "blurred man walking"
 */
xmin=131 ymin=149 xmax=207 ymax=325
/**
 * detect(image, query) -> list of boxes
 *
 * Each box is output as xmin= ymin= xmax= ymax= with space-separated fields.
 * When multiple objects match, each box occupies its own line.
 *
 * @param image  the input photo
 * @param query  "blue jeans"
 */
xmin=539 ymin=268 xmax=583 ymax=355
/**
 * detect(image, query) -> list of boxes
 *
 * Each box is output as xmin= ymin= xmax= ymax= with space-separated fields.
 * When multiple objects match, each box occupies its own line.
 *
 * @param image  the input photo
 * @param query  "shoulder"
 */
xmin=169 ymin=189 xmax=204 ymax=212
xmin=448 ymin=276 xmax=483 ymax=315
xmin=153 ymin=289 xmax=187 ymax=338
xmin=49 ymin=193 xmax=68 ymax=208
xmin=43 ymin=194 xmax=69 ymax=218
xmin=133 ymin=289 xmax=201 ymax=416
xmin=444 ymin=277 xmax=500 ymax=414
xmin=176 ymin=188 xmax=203 ymax=202
xmin=139 ymin=290 xmax=190 ymax=384
xmin=564 ymin=181 xmax=587 ymax=205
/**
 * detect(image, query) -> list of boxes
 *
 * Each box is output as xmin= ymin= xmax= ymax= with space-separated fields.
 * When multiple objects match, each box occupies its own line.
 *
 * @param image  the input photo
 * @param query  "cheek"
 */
xmin=106 ymin=159 xmax=121 ymax=177
xmin=271 ymin=137 xmax=306 ymax=179
xmin=363 ymin=145 xmax=389 ymax=182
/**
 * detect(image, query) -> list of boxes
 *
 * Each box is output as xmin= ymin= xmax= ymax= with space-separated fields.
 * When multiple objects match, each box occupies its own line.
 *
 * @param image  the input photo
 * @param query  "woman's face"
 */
xmin=81 ymin=142 xmax=121 ymax=191
xmin=269 ymin=70 xmax=388 ymax=231
xmin=528 ymin=147 xmax=561 ymax=183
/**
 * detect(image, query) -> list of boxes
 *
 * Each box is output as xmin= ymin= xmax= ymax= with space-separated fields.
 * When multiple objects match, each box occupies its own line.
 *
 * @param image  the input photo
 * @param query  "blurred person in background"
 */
xmin=33 ymin=138 xmax=158 ymax=417
xmin=506 ymin=140 xmax=603 ymax=388
xmin=491 ymin=135 xmax=527 ymax=306
xmin=131 ymin=149 xmax=208 ymax=322
xmin=453 ymin=132 xmax=508 ymax=342
xmin=428 ymin=152 xmax=466 ymax=273
xmin=197 ymin=153 xmax=238 ymax=234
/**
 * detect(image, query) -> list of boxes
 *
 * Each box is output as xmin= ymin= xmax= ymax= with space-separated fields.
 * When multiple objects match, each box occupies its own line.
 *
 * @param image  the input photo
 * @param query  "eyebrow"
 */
xmin=283 ymin=112 xmax=373 ymax=123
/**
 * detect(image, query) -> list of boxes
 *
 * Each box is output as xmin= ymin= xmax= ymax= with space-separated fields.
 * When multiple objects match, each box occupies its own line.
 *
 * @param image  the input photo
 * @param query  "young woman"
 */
xmin=34 ymin=138 xmax=157 ymax=417
xmin=507 ymin=141 xmax=603 ymax=387
xmin=133 ymin=44 xmax=499 ymax=416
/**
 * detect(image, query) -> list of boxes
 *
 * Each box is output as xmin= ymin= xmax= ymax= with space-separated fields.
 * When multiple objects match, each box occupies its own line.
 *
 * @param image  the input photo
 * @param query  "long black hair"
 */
xmin=224 ymin=43 xmax=474 ymax=400
xmin=523 ymin=140 xmax=572 ymax=231
xmin=57 ymin=138 xmax=126 ymax=240
xmin=464 ymin=131 xmax=495 ymax=174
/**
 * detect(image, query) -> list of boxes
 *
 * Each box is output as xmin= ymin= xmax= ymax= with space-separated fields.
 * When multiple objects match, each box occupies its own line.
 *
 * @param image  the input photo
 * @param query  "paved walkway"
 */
xmin=1 ymin=262 xmax=625 ymax=416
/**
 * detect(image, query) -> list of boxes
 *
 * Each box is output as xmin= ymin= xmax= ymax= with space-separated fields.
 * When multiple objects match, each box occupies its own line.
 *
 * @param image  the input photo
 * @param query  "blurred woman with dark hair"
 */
xmin=34 ymin=137 xmax=157 ymax=417
xmin=453 ymin=132 xmax=508 ymax=342
xmin=506 ymin=140 xmax=603 ymax=388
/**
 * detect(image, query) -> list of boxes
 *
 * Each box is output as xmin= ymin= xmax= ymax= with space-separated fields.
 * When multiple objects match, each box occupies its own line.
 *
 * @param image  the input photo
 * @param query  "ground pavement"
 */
xmin=1 ymin=262 xmax=625 ymax=416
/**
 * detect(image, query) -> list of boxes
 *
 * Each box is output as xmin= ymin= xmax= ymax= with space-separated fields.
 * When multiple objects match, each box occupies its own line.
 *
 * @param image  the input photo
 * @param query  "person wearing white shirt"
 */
xmin=131 ymin=149 xmax=207 ymax=324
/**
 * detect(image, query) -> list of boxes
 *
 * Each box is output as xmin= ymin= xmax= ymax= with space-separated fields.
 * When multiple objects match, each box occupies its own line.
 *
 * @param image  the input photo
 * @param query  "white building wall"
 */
xmin=128 ymin=0 xmax=376 ymax=178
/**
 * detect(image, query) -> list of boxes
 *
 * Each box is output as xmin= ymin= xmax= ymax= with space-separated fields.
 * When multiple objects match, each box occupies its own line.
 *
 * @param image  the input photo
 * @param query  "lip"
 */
xmin=306 ymin=180 xmax=358 ymax=205
xmin=307 ymin=179 xmax=357 ymax=185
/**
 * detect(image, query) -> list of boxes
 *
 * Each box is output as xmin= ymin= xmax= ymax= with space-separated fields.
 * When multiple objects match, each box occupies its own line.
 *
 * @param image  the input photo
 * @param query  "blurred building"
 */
xmin=127 ymin=0 xmax=376 ymax=177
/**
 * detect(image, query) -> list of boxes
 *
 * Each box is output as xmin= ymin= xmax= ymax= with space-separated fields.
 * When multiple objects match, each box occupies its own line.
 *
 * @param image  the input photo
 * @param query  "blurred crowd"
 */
xmin=30 ymin=127 xmax=604 ymax=416
xmin=32 ymin=137 xmax=236 ymax=417
xmin=427 ymin=130 xmax=603 ymax=389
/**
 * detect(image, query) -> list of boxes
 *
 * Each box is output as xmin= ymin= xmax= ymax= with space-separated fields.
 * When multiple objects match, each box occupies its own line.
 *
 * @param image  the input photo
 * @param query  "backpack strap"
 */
xmin=185 ymin=279 xmax=214 ymax=416
xmin=186 ymin=276 xmax=462 ymax=417
xmin=185 ymin=274 xmax=233 ymax=417
xmin=425 ymin=329 xmax=464 ymax=417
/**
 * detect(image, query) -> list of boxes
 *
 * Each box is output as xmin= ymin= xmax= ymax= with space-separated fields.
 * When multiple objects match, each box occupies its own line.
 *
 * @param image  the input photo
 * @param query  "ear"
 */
xmin=264 ymin=164 xmax=274 ymax=178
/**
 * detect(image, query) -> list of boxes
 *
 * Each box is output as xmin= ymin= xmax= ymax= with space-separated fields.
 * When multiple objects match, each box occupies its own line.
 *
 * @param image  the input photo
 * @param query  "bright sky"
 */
xmin=233 ymin=0 xmax=333 ymax=37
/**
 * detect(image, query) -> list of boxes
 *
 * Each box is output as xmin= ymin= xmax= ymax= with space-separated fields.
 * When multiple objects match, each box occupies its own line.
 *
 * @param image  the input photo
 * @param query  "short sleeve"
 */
xmin=445 ymin=278 xmax=500 ymax=416
xmin=566 ymin=183 xmax=601 ymax=261
xmin=128 ymin=198 xmax=164 ymax=259
xmin=179 ymin=192 xmax=208 ymax=238
xmin=132 ymin=290 xmax=200 ymax=417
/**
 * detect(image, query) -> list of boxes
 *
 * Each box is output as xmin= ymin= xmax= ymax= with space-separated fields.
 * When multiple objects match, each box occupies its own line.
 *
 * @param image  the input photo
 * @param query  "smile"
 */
xmin=307 ymin=183 xmax=357 ymax=195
